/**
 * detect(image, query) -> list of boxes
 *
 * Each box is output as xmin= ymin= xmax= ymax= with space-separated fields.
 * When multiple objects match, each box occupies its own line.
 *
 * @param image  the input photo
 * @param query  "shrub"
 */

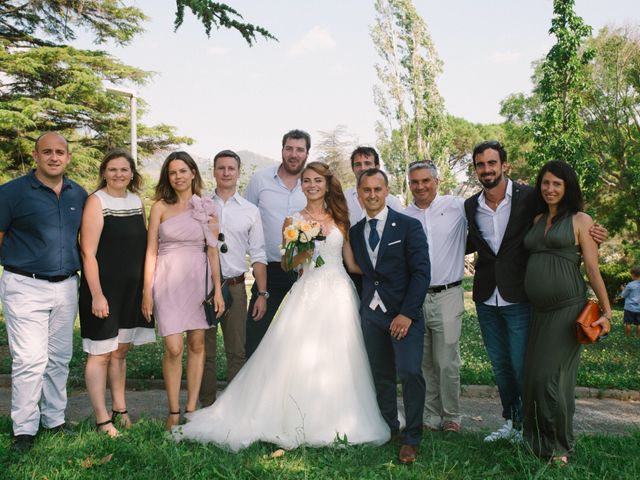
xmin=600 ymin=263 xmax=632 ymax=305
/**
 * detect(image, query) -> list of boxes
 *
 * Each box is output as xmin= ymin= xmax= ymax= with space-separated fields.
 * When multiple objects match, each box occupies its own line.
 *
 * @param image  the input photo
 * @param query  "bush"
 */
xmin=600 ymin=263 xmax=632 ymax=305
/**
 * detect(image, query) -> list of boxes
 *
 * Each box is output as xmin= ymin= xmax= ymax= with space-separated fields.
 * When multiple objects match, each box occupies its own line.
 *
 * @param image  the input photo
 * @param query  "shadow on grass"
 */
xmin=1 ymin=416 xmax=639 ymax=480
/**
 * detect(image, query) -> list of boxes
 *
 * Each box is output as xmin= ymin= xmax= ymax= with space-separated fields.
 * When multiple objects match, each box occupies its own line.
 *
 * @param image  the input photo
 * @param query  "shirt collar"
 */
xmin=366 ymin=206 xmax=389 ymax=223
xmin=212 ymin=190 xmax=242 ymax=204
xmin=479 ymin=178 xmax=513 ymax=205
xmin=28 ymin=169 xmax=73 ymax=191
xmin=410 ymin=194 xmax=440 ymax=211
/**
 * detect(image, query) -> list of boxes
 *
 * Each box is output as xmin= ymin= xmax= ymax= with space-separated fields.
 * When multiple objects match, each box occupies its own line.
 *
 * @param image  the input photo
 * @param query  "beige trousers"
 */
xmin=422 ymin=284 xmax=464 ymax=428
xmin=199 ymin=282 xmax=248 ymax=406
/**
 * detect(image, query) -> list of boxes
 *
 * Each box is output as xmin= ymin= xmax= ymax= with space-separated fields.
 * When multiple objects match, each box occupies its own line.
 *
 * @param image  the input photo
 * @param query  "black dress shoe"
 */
xmin=12 ymin=434 xmax=35 ymax=452
xmin=44 ymin=423 xmax=75 ymax=435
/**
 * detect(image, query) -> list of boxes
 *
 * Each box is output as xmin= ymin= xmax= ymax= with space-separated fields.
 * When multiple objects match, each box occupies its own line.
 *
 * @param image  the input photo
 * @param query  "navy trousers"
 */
xmin=361 ymin=307 xmax=426 ymax=446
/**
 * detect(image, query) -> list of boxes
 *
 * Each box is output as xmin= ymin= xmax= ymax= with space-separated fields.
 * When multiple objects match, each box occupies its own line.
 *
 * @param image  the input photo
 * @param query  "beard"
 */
xmin=281 ymin=157 xmax=307 ymax=175
xmin=479 ymin=171 xmax=504 ymax=189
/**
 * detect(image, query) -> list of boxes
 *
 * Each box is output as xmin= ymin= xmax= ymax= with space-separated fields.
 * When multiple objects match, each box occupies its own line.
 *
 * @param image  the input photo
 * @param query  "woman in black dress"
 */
xmin=79 ymin=149 xmax=155 ymax=436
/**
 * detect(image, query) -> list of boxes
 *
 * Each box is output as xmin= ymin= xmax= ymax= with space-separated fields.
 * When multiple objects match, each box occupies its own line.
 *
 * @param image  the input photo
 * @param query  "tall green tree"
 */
xmin=0 ymin=1 xmax=190 ymax=184
xmin=371 ymin=0 xmax=445 ymax=200
xmin=582 ymin=26 xmax=640 ymax=255
xmin=529 ymin=0 xmax=595 ymax=189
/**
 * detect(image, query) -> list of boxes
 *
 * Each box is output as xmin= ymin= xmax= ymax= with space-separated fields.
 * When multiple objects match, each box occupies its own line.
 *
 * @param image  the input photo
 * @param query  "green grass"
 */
xmin=1 ymin=285 xmax=639 ymax=391
xmin=0 ymin=415 xmax=638 ymax=480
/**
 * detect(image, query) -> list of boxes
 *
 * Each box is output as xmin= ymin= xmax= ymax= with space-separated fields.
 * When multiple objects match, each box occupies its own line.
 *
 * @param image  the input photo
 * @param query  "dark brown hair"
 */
xmin=96 ymin=149 xmax=141 ymax=193
xmin=154 ymin=151 xmax=203 ymax=204
xmin=302 ymin=162 xmax=350 ymax=238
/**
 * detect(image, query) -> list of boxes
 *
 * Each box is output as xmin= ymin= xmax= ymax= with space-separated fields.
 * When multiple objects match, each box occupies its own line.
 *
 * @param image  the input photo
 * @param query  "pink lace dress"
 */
xmin=153 ymin=195 xmax=217 ymax=336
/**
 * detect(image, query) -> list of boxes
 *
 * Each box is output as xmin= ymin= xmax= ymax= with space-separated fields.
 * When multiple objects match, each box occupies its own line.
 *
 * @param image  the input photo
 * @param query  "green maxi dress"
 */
xmin=522 ymin=213 xmax=586 ymax=458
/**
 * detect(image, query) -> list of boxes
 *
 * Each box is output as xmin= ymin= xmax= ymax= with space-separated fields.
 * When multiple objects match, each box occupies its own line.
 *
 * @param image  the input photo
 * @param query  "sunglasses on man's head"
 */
xmin=218 ymin=233 xmax=228 ymax=254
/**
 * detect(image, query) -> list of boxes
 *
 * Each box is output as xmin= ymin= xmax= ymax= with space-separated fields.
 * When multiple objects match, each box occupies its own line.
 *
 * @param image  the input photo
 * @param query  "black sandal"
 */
xmin=166 ymin=411 xmax=181 ymax=430
xmin=96 ymin=418 xmax=119 ymax=437
xmin=111 ymin=409 xmax=130 ymax=427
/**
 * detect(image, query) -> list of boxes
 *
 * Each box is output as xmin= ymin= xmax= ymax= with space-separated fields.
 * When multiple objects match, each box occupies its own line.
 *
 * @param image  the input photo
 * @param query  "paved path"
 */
xmin=1 ymin=386 xmax=638 ymax=436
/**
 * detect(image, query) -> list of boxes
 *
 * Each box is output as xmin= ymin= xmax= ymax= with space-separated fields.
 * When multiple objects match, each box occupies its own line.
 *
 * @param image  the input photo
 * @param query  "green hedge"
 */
xmin=600 ymin=263 xmax=632 ymax=306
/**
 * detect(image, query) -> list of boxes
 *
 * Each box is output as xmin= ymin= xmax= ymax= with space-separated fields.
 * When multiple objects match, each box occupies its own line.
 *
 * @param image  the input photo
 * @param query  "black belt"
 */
xmin=428 ymin=280 xmax=462 ymax=294
xmin=267 ymin=262 xmax=282 ymax=268
xmin=4 ymin=266 xmax=77 ymax=283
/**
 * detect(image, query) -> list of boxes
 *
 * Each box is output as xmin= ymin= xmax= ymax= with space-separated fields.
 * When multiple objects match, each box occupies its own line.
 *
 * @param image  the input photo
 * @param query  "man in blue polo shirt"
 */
xmin=0 ymin=132 xmax=87 ymax=451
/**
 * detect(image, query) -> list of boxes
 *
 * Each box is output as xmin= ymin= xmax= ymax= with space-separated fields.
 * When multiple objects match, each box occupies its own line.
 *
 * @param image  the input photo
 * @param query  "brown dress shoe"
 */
xmin=398 ymin=444 xmax=419 ymax=464
xmin=442 ymin=420 xmax=461 ymax=433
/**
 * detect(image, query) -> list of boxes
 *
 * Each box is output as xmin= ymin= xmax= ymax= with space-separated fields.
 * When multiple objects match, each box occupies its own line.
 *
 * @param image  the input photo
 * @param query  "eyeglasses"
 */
xmin=218 ymin=233 xmax=228 ymax=254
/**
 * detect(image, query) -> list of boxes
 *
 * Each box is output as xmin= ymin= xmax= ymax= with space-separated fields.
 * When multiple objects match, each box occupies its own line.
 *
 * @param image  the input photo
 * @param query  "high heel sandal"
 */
xmin=165 ymin=411 xmax=181 ymax=431
xmin=111 ymin=409 xmax=132 ymax=429
xmin=96 ymin=418 xmax=120 ymax=438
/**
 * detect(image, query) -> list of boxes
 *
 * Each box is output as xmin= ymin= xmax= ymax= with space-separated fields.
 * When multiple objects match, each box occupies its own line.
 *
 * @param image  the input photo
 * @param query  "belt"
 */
xmin=427 ymin=280 xmax=462 ymax=294
xmin=267 ymin=262 xmax=282 ymax=268
xmin=4 ymin=265 xmax=77 ymax=283
xmin=224 ymin=274 xmax=245 ymax=286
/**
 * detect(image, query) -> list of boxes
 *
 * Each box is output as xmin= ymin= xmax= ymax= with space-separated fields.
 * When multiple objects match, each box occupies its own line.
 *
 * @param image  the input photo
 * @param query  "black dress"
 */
xmin=79 ymin=190 xmax=155 ymax=354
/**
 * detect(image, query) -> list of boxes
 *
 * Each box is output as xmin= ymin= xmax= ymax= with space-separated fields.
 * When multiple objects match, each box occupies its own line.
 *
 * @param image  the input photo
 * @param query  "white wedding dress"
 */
xmin=172 ymin=227 xmax=390 ymax=451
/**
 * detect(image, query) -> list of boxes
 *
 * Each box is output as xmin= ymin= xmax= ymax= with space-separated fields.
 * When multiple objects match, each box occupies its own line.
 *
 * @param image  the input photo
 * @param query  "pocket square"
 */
xmin=387 ymin=240 xmax=401 ymax=246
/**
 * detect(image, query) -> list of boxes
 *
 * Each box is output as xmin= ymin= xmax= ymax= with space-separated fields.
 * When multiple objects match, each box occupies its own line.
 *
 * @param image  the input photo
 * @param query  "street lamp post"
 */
xmin=105 ymin=85 xmax=138 ymax=163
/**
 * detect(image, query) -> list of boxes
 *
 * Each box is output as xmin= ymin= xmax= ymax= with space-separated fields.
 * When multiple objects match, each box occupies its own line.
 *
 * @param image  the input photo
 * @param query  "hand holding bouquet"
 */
xmin=282 ymin=218 xmax=326 ymax=268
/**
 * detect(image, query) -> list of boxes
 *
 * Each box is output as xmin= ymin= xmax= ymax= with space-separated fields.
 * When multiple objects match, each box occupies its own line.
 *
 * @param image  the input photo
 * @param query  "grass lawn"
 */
xmin=1 ymin=278 xmax=638 ymax=391
xmin=0 ymin=415 xmax=638 ymax=480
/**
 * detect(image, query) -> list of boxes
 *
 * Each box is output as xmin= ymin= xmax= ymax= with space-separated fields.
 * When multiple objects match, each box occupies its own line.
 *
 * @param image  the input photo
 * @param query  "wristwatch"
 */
xmin=258 ymin=291 xmax=270 ymax=299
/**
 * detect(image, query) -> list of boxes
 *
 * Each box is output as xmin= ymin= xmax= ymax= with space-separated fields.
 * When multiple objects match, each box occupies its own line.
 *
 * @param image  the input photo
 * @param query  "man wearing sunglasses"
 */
xmin=199 ymin=150 xmax=267 ymax=407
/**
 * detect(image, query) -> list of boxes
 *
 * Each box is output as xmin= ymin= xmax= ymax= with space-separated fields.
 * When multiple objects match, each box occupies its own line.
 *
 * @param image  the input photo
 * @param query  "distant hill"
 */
xmin=140 ymin=149 xmax=277 ymax=193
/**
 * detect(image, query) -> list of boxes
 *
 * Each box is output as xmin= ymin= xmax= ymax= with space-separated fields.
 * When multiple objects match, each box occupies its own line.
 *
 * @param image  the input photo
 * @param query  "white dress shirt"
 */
xmin=244 ymin=165 xmax=307 ymax=262
xmin=212 ymin=191 xmax=267 ymax=278
xmin=365 ymin=207 xmax=388 ymax=313
xmin=475 ymin=179 xmax=514 ymax=306
xmin=345 ymin=186 xmax=403 ymax=227
xmin=403 ymin=195 xmax=467 ymax=286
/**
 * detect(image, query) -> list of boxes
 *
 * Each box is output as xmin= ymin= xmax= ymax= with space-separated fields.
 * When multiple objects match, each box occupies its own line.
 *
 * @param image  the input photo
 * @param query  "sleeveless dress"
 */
xmin=79 ymin=190 xmax=155 ymax=354
xmin=522 ymin=213 xmax=585 ymax=458
xmin=172 ymin=226 xmax=390 ymax=451
xmin=153 ymin=195 xmax=217 ymax=337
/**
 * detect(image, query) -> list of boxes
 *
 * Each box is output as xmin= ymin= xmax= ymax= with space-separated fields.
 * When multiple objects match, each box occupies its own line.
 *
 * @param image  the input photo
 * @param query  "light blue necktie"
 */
xmin=368 ymin=218 xmax=380 ymax=250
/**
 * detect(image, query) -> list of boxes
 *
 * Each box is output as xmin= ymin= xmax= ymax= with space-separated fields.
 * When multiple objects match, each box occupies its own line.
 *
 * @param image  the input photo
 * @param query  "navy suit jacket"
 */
xmin=350 ymin=207 xmax=431 ymax=323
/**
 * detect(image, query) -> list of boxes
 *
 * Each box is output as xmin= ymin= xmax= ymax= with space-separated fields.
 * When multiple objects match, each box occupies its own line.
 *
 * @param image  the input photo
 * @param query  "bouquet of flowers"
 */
xmin=282 ymin=218 xmax=326 ymax=268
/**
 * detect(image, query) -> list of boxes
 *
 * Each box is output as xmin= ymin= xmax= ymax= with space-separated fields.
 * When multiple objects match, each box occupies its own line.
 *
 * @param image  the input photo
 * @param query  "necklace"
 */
xmin=303 ymin=207 xmax=329 ymax=222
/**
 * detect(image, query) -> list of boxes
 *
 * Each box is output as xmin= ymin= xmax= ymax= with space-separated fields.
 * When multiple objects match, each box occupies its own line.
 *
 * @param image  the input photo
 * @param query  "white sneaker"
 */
xmin=483 ymin=420 xmax=522 ymax=443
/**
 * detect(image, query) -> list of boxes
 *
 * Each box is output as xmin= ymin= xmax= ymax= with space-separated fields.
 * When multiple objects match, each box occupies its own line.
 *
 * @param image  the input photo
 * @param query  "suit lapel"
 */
xmin=376 ymin=207 xmax=396 ymax=268
xmin=468 ymin=192 xmax=494 ymax=255
xmin=353 ymin=219 xmax=375 ymax=275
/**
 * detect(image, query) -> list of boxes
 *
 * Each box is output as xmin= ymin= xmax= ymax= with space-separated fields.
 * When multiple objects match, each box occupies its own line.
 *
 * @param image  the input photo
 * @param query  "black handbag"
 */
xmin=203 ymin=245 xmax=233 ymax=327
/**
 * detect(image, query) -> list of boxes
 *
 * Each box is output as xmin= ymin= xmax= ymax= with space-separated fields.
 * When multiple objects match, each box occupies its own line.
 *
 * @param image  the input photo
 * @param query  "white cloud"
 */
xmin=487 ymin=51 xmax=522 ymax=63
xmin=207 ymin=46 xmax=229 ymax=56
xmin=288 ymin=26 xmax=336 ymax=57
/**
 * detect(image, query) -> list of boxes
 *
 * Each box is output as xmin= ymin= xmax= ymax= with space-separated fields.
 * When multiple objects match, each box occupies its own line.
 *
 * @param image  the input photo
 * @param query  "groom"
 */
xmin=350 ymin=168 xmax=431 ymax=464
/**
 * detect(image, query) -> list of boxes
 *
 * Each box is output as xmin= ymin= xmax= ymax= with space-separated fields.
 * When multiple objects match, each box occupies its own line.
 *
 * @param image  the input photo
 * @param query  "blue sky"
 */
xmin=75 ymin=0 xmax=640 ymax=160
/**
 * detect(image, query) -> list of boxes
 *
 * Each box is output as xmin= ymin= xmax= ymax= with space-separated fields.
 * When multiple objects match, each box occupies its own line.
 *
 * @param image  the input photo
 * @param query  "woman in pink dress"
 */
xmin=142 ymin=151 xmax=225 ymax=430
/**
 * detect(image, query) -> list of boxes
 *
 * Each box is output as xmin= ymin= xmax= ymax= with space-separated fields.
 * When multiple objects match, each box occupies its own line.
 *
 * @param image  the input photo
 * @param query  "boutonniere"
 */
xmin=391 ymin=222 xmax=396 ymax=227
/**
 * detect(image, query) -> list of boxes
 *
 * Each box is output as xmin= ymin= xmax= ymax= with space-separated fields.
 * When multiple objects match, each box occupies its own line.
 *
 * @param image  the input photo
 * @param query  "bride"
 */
xmin=172 ymin=161 xmax=390 ymax=451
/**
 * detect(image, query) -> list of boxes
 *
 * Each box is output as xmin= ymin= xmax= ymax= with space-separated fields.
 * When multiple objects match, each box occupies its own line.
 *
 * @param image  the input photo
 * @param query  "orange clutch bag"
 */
xmin=576 ymin=300 xmax=602 ymax=344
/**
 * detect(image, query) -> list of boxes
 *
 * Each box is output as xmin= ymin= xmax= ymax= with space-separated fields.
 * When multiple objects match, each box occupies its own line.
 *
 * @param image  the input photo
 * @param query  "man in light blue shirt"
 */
xmin=243 ymin=129 xmax=309 ymax=356
xmin=622 ymin=265 xmax=640 ymax=337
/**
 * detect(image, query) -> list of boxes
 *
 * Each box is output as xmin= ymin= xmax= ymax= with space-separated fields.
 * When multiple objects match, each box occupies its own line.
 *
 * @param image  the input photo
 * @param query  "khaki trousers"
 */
xmin=422 ymin=285 xmax=464 ymax=428
xmin=199 ymin=282 xmax=248 ymax=406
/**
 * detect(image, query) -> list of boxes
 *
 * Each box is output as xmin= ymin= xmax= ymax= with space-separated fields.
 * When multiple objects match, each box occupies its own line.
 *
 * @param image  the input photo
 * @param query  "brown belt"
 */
xmin=225 ymin=274 xmax=245 ymax=286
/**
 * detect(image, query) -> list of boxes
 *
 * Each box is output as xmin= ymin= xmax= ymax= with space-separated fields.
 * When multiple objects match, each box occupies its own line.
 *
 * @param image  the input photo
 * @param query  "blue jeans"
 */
xmin=475 ymin=302 xmax=531 ymax=424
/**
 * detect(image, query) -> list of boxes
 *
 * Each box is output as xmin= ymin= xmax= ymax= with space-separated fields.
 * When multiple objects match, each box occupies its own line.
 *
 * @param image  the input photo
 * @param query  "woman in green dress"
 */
xmin=522 ymin=161 xmax=611 ymax=465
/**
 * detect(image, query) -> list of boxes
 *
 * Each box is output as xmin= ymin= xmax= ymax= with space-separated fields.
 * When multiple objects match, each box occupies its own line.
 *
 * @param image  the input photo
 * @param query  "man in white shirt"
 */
xmin=344 ymin=147 xmax=403 ymax=227
xmin=199 ymin=150 xmax=268 ymax=406
xmin=243 ymin=130 xmax=309 ymax=357
xmin=404 ymin=161 xmax=467 ymax=433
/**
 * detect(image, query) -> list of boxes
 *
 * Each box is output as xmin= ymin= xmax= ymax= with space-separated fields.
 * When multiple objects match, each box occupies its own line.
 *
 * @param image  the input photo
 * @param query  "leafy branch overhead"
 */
xmin=174 ymin=0 xmax=277 ymax=45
